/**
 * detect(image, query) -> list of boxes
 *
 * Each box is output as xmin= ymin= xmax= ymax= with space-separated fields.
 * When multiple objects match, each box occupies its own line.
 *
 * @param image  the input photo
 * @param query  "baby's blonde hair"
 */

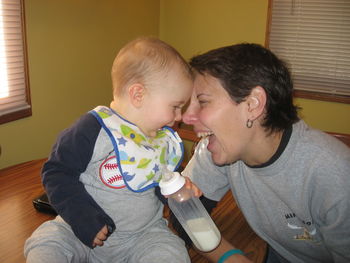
xmin=111 ymin=36 xmax=192 ymax=97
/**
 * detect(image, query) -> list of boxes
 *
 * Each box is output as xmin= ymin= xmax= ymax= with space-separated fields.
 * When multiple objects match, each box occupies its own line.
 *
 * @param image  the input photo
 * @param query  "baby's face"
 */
xmin=138 ymin=63 xmax=193 ymax=137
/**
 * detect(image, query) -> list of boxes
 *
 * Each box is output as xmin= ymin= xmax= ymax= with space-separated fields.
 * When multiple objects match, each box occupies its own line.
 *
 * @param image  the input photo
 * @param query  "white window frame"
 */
xmin=0 ymin=0 xmax=31 ymax=124
xmin=266 ymin=0 xmax=350 ymax=104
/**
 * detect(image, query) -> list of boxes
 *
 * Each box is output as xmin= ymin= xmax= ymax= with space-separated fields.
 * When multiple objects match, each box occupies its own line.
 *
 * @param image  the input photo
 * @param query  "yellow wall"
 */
xmin=0 ymin=0 xmax=160 ymax=169
xmin=160 ymin=0 xmax=268 ymax=60
xmin=159 ymin=0 xmax=350 ymax=135
xmin=1 ymin=0 xmax=349 ymax=169
xmin=295 ymin=98 xmax=350 ymax=133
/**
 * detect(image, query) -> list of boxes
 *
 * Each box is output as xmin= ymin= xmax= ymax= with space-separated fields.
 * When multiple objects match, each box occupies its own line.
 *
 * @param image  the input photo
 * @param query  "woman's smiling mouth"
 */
xmin=196 ymin=131 xmax=214 ymax=138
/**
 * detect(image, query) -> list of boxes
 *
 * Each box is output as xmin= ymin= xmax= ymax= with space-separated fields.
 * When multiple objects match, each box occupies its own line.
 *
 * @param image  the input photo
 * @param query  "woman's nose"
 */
xmin=182 ymin=105 xmax=199 ymax=125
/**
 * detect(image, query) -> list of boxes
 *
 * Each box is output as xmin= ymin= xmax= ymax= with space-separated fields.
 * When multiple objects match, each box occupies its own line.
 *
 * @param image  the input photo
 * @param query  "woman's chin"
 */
xmin=207 ymin=137 xmax=226 ymax=164
xmin=207 ymin=148 xmax=225 ymax=165
xmin=208 ymin=144 xmax=232 ymax=165
xmin=211 ymin=154 xmax=226 ymax=166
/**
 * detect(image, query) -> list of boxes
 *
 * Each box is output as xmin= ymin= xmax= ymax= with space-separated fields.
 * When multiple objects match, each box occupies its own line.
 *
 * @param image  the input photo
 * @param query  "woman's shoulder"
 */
xmin=290 ymin=121 xmax=350 ymax=187
xmin=292 ymin=120 xmax=350 ymax=156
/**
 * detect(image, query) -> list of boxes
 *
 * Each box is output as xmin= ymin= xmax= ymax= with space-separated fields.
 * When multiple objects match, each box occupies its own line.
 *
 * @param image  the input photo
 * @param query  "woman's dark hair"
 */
xmin=189 ymin=43 xmax=300 ymax=133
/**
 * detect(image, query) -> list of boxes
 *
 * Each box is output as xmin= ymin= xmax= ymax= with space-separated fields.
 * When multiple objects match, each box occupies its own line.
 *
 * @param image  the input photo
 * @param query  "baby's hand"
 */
xmin=184 ymin=176 xmax=202 ymax=197
xmin=92 ymin=225 xmax=109 ymax=248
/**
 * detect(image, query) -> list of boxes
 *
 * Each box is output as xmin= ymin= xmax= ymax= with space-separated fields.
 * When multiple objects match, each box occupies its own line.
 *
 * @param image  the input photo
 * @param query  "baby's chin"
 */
xmin=141 ymin=125 xmax=166 ymax=138
xmin=147 ymin=131 xmax=157 ymax=138
xmin=141 ymin=128 xmax=158 ymax=138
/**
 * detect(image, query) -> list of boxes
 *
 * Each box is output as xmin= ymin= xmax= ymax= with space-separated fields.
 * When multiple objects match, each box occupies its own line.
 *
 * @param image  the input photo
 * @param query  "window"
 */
xmin=266 ymin=0 xmax=350 ymax=104
xmin=0 ymin=0 xmax=31 ymax=124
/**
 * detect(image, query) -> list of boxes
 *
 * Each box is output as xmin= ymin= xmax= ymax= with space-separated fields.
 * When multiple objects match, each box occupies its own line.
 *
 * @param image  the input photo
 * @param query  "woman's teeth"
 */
xmin=197 ymin=131 xmax=213 ymax=138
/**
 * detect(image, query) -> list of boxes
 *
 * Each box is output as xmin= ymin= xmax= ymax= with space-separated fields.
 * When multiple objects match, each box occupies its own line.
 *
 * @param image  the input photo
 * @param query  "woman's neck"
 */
xmin=244 ymin=128 xmax=284 ymax=167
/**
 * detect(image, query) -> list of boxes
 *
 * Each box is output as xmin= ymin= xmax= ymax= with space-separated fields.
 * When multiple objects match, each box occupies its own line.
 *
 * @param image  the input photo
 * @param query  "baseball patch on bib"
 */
xmin=99 ymin=156 xmax=126 ymax=189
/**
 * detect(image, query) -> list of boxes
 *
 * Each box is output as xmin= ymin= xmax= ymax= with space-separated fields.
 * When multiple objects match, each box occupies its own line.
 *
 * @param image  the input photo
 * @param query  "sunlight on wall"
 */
xmin=0 ymin=0 xmax=9 ymax=99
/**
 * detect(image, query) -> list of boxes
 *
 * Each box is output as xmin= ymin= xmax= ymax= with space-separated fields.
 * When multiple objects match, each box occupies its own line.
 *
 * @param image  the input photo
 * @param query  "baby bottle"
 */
xmin=159 ymin=171 xmax=221 ymax=252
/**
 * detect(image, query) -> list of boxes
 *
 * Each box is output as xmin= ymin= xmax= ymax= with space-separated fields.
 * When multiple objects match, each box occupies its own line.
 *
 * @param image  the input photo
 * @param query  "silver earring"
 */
xmin=246 ymin=119 xmax=253 ymax=128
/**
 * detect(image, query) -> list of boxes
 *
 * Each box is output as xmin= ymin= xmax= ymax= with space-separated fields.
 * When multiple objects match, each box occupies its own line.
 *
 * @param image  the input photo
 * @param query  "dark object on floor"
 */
xmin=33 ymin=192 xmax=57 ymax=215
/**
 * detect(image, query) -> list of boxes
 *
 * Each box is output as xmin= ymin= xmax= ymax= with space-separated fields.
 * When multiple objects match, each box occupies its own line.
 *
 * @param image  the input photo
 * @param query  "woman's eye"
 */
xmin=198 ymin=100 xmax=208 ymax=106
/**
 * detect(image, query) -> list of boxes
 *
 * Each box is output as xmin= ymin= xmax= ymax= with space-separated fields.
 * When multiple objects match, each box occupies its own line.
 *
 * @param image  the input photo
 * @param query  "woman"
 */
xmin=181 ymin=43 xmax=350 ymax=263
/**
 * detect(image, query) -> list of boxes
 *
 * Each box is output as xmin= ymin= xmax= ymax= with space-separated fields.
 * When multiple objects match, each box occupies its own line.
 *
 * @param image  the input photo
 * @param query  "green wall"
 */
xmin=1 ymin=0 xmax=349 ymax=169
xmin=0 ymin=0 xmax=160 ymax=169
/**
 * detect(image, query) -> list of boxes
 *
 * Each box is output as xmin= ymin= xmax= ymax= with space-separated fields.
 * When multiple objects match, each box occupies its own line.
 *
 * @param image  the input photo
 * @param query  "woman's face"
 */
xmin=183 ymin=74 xmax=251 ymax=165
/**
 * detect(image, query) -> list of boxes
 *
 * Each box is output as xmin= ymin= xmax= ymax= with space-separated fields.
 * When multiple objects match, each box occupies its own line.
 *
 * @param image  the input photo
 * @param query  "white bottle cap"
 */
xmin=159 ymin=171 xmax=185 ymax=196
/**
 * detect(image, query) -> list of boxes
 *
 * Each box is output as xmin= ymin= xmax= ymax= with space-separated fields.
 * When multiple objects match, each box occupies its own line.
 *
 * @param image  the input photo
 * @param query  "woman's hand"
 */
xmin=162 ymin=175 xmax=203 ymax=198
xmin=183 ymin=176 xmax=202 ymax=197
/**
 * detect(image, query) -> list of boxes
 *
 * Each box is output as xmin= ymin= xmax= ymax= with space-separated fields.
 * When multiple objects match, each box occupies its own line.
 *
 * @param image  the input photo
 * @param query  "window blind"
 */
xmin=0 ymin=0 xmax=31 ymax=123
xmin=268 ymin=0 xmax=350 ymax=97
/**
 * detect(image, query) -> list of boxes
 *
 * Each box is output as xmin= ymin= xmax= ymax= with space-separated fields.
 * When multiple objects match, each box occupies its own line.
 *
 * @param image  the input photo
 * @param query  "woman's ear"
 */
xmin=128 ymin=83 xmax=145 ymax=107
xmin=247 ymin=86 xmax=266 ymax=120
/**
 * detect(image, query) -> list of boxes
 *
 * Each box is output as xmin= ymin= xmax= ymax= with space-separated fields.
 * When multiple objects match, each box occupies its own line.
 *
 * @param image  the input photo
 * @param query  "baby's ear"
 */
xmin=128 ymin=83 xmax=145 ymax=107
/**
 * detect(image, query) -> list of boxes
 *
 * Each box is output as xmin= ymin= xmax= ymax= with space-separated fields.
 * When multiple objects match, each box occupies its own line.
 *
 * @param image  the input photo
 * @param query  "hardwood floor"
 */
xmin=0 ymin=159 xmax=266 ymax=263
xmin=0 ymin=159 xmax=54 ymax=263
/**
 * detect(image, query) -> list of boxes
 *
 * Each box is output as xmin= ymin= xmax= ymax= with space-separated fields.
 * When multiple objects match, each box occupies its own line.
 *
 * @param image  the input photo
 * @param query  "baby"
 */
xmin=25 ymin=37 xmax=193 ymax=263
